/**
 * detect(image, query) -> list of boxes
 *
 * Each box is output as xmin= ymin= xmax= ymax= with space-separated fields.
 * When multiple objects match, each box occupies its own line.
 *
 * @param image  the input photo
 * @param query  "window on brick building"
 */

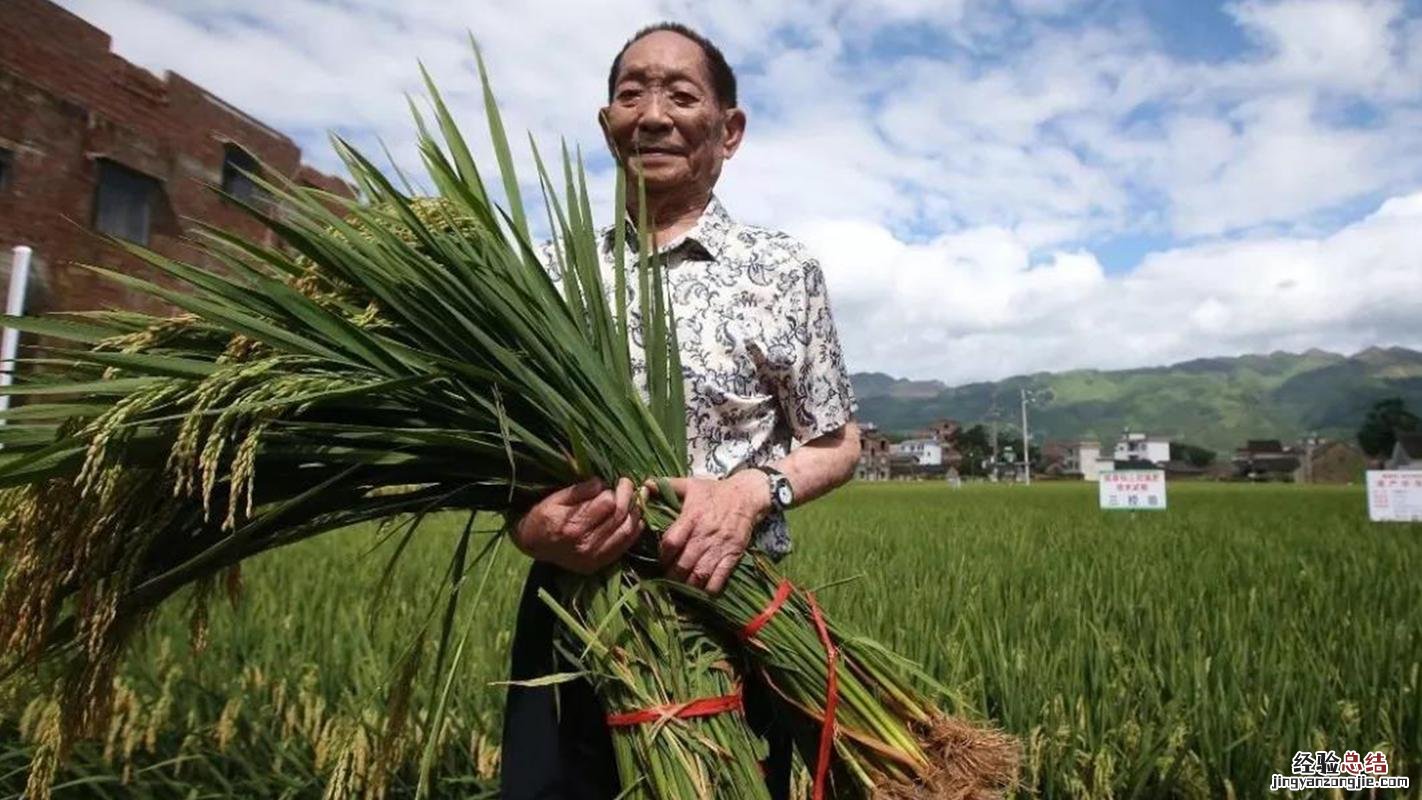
xmin=221 ymin=144 xmax=264 ymax=204
xmin=0 ymin=148 xmax=12 ymax=191
xmin=93 ymin=160 xmax=162 ymax=245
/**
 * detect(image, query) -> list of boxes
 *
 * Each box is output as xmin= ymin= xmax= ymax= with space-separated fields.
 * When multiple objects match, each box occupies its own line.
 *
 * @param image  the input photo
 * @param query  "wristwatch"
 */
xmin=752 ymin=465 xmax=795 ymax=512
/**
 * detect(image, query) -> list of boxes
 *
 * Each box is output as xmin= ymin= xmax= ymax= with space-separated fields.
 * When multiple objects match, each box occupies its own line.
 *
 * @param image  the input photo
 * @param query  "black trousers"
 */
xmin=500 ymin=561 xmax=793 ymax=800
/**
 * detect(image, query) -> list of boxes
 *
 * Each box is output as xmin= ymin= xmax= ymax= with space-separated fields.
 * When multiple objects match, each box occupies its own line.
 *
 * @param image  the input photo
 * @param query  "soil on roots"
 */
xmin=873 ymin=714 xmax=1021 ymax=800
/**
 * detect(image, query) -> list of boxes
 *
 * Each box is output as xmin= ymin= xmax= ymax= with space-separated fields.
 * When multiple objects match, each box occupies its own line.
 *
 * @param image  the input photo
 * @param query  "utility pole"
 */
xmin=987 ymin=402 xmax=1000 ymax=482
xmin=1020 ymin=387 xmax=1032 ymax=486
xmin=1304 ymin=431 xmax=1318 ymax=484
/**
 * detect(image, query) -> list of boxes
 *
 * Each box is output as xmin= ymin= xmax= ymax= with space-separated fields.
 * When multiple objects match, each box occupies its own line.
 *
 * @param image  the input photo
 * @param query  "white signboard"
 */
xmin=1099 ymin=469 xmax=1167 ymax=511
xmin=1366 ymin=471 xmax=1422 ymax=522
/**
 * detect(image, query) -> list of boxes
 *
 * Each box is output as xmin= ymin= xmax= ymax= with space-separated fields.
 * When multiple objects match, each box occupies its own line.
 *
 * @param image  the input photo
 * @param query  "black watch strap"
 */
xmin=753 ymin=465 xmax=794 ymax=511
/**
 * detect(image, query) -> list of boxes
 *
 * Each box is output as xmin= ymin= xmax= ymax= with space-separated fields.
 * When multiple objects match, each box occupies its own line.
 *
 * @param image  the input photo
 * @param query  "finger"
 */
xmin=704 ymin=551 xmax=742 ymax=596
xmin=576 ymin=479 xmax=639 ymax=560
xmin=684 ymin=546 xmax=721 ymax=591
xmin=671 ymin=533 xmax=712 ymax=583
xmin=553 ymin=478 xmax=605 ymax=506
xmin=613 ymin=477 xmax=634 ymax=516
xmin=589 ymin=504 xmax=643 ymax=568
xmin=565 ymin=490 xmax=617 ymax=535
xmin=659 ymin=510 xmax=697 ymax=568
xmin=582 ymin=489 xmax=632 ymax=545
xmin=643 ymin=476 xmax=689 ymax=500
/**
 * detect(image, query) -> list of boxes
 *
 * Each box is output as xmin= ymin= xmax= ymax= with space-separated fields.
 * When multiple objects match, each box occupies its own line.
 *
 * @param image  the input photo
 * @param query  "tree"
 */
xmin=956 ymin=424 xmax=993 ymax=477
xmin=1170 ymin=442 xmax=1217 ymax=468
xmin=1357 ymin=397 xmax=1420 ymax=457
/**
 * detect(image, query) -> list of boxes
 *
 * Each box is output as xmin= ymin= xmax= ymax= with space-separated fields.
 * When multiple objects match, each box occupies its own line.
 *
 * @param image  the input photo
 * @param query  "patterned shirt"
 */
xmin=541 ymin=196 xmax=857 ymax=556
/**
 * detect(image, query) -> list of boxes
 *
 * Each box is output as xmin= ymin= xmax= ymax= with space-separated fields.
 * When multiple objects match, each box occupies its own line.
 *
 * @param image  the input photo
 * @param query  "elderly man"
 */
xmin=502 ymin=22 xmax=861 ymax=800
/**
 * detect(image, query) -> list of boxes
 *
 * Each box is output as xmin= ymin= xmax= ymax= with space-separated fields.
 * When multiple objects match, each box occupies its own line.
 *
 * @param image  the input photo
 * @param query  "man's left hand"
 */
xmin=647 ymin=471 xmax=771 ymax=595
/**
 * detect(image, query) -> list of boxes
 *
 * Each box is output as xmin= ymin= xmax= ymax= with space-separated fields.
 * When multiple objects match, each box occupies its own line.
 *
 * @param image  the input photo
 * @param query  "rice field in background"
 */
xmin=3 ymin=482 xmax=1419 ymax=798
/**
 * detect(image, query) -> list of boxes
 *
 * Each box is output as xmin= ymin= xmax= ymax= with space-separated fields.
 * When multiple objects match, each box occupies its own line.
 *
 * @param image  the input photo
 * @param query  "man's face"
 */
xmin=602 ymin=31 xmax=745 ymax=198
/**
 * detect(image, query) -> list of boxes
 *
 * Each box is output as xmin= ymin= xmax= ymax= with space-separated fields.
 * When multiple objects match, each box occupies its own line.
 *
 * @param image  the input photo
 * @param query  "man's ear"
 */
xmin=721 ymin=107 xmax=747 ymax=160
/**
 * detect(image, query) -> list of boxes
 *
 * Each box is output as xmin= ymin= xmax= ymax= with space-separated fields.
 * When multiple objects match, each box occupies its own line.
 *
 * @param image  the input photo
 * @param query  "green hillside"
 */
xmin=852 ymin=347 xmax=1422 ymax=453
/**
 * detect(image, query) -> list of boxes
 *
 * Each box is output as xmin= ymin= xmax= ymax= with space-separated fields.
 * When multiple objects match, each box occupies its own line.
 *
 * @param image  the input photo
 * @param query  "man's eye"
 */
xmin=673 ymin=93 xmax=698 ymax=106
xmin=617 ymin=89 xmax=642 ymax=103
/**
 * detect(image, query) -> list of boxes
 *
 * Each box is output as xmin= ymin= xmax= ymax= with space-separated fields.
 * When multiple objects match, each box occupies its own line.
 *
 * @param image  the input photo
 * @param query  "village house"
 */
xmin=889 ymin=451 xmax=927 ymax=479
xmin=991 ymin=445 xmax=1025 ymax=482
xmin=926 ymin=419 xmax=960 ymax=446
xmin=1113 ymin=431 xmax=1171 ymax=466
xmin=855 ymin=423 xmax=892 ymax=481
xmin=1084 ymin=431 xmax=1171 ymax=477
xmin=1233 ymin=439 xmax=1302 ymax=482
xmin=1059 ymin=440 xmax=1103 ymax=481
xmin=852 ymin=418 xmax=965 ymax=481
xmin=1160 ymin=459 xmax=1209 ymax=480
xmin=1388 ymin=432 xmax=1422 ymax=471
xmin=934 ymin=421 xmax=965 ymax=474
xmin=892 ymin=438 xmax=942 ymax=467
xmin=1295 ymin=439 xmax=1367 ymax=484
xmin=0 ymin=0 xmax=349 ymax=326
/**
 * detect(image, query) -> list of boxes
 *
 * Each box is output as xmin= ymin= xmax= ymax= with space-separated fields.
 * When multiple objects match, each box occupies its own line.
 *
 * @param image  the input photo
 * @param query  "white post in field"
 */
xmin=0 ymin=245 xmax=34 ymax=419
xmin=1020 ymin=387 xmax=1032 ymax=486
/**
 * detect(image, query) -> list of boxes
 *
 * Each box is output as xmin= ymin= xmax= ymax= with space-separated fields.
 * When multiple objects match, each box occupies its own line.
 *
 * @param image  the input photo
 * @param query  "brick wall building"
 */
xmin=1295 ymin=440 xmax=1366 ymax=484
xmin=855 ymin=425 xmax=892 ymax=481
xmin=0 ymin=0 xmax=349 ymax=321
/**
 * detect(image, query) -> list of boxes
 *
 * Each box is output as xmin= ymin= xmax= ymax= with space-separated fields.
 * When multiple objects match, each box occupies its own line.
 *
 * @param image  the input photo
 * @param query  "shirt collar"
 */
xmin=604 ymin=195 xmax=734 ymax=262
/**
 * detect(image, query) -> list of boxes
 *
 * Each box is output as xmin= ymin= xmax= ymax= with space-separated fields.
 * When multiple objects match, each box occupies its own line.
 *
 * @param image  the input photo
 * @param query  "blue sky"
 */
xmin=1141 ymin=1 xmax=1256 ymax=61
xmin=58 ymin=0 xmax=1422 ymax=383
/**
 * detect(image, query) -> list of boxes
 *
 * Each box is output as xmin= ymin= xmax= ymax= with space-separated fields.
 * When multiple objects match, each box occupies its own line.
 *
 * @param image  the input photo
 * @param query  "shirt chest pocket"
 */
xmin=678 ymin=293 xmax=781 ymax=434
xmin=686 ymin=372 xmax=776 ymax=476
xmin=711 ymin=307 xmax=793 ymax=391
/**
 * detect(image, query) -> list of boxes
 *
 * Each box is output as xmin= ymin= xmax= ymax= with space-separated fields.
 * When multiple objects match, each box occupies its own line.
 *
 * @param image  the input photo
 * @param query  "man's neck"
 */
xmin=627 ymin=190 xmax=711 ymax=249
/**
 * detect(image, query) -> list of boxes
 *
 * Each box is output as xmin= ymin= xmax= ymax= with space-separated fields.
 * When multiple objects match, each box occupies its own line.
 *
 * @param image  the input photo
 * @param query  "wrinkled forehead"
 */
xmin=613 ymin=32 xmax=715 ymax=90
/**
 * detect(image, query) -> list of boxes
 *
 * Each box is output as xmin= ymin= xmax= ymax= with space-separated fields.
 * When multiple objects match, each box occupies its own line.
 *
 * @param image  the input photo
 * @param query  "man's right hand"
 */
xmin=512 ymin=477 xmax=644 ymax=573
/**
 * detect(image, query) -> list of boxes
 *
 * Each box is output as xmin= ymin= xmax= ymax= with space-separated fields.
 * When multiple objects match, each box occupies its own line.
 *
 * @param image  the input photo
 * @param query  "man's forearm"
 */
xmin=715 ymin=420 xmax=860 ymax=527
xmin=771 ymin=420 xmax=861 ymax=509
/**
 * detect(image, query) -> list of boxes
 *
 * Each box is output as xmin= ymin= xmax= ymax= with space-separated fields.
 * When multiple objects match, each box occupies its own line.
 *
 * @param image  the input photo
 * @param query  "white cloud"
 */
xmin=1154 ymin=94 xmax=1403 ymax=236
xmin=1009 ymin=0 xmax=1090 ymax=16
xmin=800 ymin=191 xmax=1422 ymax=382
xmin=1227 ymin=0 xmax=1405 ymax=93
xmin=52 ymin=0 xmax=1422 ymax=383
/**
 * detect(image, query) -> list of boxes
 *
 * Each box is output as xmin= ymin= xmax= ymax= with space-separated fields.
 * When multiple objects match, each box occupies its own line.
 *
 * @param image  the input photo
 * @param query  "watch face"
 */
xmin=776 ymin=483 xmax=794 ymax=506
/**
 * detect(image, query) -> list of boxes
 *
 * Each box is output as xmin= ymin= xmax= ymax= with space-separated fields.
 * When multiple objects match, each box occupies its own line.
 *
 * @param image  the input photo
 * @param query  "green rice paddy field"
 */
xmin=3 ymin=482 xmax=1419 ymax=798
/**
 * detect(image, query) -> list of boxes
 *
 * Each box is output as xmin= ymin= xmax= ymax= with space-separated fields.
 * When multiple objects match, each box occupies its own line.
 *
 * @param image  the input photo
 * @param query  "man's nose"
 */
xmin=636 ymin=92 xmax=673 ymax=133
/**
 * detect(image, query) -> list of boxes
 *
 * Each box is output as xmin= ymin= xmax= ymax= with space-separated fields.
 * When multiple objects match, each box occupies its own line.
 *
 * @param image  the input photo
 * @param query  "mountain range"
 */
xmin=850 ymin=346 xmax=1422 ymax=453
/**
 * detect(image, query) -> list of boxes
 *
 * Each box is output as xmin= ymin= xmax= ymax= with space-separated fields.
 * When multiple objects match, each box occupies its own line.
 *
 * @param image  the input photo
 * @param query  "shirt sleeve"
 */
xmin=772 ymin=243 xmax=858 ymax=442
xmin=535 ymin=239 xmax=563 ymax=283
